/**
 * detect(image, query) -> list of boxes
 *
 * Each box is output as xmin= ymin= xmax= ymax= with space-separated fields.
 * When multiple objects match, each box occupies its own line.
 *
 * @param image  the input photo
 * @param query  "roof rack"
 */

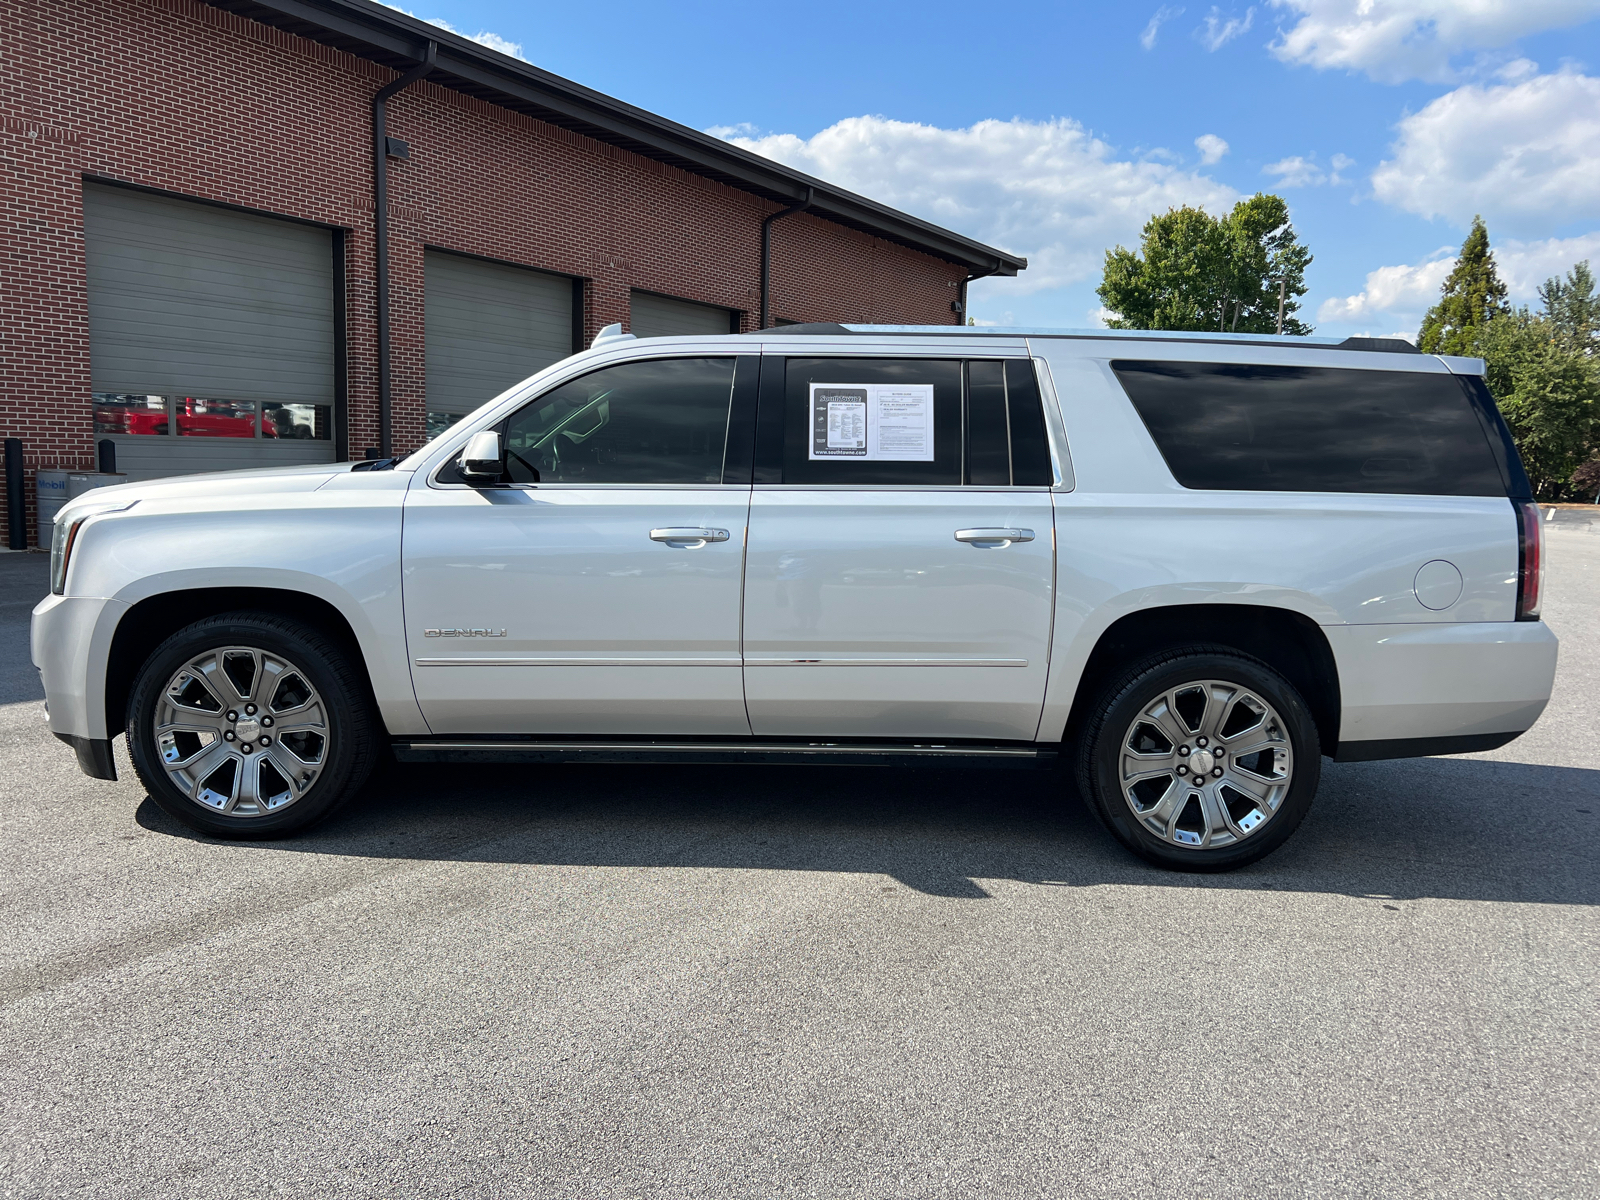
xmin=748 ymin=325 xmax=1421 ymax=353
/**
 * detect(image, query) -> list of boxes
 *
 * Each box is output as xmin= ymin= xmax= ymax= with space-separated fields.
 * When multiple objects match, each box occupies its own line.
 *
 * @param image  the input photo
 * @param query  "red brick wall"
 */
xmin=0 ymin=0 xmax=967 ymax=544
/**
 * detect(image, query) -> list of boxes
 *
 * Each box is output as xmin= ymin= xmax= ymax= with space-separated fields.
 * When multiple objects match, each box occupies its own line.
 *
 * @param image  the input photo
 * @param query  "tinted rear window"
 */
xmin=1112 ymin=361 xmax=1508 ymax=496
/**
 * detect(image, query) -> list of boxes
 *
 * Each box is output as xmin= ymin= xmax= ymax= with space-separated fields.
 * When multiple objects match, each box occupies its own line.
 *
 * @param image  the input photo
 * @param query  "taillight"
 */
xmin=1514 ymin=500 xmax=1544 ymax=621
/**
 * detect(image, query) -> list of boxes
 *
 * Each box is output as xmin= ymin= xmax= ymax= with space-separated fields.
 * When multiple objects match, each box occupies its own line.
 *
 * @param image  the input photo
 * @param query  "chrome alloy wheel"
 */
xmin=1118 ymin=679 xmax=1294 ymax=851
xmin=154 ymin=646 xmax=330 ymax=816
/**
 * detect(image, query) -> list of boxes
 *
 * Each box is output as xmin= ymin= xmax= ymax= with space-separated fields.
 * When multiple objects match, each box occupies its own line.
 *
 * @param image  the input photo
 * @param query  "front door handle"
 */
xmin=650 ymin=527 xmax=731 ymax=546
xmin=954 ymin=527 xmax=1035 ymax=545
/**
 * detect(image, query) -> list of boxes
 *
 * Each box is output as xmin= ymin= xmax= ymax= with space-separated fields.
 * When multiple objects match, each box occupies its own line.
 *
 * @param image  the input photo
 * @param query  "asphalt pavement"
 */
xmin=0 ymin=525 xmax=1595 ymax=1199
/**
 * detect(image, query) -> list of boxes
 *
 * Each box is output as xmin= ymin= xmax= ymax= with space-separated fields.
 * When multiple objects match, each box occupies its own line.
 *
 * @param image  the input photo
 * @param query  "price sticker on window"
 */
xmin=808 ymin=383 xmax=934 ymax=461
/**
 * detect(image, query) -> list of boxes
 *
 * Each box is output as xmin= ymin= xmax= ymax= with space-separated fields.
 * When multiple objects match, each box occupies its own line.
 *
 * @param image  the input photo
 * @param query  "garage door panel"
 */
xmin=425 ymin=251 xmax=573 ymax=418
xmin=630 ymin=290 xmax=735 ymax=338
xmin=84 ymin=185 xmax=335 ymax=405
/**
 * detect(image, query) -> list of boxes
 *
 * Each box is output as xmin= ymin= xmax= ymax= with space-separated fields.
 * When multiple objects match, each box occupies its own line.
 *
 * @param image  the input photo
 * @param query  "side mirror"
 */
xmin=459 ymin=430 xmax=504 ymax=483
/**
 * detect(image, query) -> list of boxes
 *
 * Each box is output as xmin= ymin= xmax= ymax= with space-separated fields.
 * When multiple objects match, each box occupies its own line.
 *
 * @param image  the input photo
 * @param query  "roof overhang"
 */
xmin=201 ymin=0 xmax=1027 ymax=277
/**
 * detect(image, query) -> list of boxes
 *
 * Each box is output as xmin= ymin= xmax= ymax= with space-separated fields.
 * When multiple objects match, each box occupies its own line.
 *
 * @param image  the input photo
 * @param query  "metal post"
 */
xmin=1277 ymin=278 xmax=1287 ymax=335
xmin=5 ymin=438 xmax=24 ymax=550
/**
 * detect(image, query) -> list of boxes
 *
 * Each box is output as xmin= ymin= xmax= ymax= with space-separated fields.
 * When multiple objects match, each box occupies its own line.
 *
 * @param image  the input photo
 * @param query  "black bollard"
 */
xmin=97 ymin=438 xmax=116 ymax=475
xmin=4 ymin=439 xmax=24 ymax=550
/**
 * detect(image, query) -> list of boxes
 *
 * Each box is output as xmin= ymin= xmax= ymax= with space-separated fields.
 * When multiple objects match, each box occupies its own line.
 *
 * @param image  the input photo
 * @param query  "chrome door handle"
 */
xmin=954 ymin=528 xmax=1034 ymax=545
xmin=650 ymin=527 xmax=730 ymax=545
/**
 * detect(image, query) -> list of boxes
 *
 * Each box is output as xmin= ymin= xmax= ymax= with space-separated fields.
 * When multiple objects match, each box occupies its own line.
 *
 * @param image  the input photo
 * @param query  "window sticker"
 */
xmin=808 ymin=383 xmax=934 ymax=461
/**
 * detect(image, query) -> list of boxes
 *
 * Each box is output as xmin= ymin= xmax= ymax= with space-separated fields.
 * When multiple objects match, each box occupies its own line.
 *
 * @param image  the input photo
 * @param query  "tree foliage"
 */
xmin=1476 ymin=311 xmax=1600 ymax=498
xmin=1537 ymin=260 xmax=1600 ymax=356
xmin=1417 ymin=216 xmax=1507 ymax=356
xmin=1097 ymin=194 xmax=1313 ymax=335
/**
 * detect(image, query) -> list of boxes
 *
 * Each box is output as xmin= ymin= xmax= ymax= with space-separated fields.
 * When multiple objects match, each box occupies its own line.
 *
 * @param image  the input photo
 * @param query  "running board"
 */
xmin=393 ymin=737 xmax=1059 ymax=769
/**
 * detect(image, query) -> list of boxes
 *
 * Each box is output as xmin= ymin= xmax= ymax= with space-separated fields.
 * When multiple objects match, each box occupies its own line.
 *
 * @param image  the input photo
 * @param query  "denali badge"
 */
xmin=423 ymin=628 xmax=507 ymax=637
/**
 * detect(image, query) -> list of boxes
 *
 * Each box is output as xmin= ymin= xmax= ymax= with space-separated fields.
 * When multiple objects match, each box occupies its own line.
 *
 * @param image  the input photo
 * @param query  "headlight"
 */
xmin=50 ymin=499 xmax=138 ymax=596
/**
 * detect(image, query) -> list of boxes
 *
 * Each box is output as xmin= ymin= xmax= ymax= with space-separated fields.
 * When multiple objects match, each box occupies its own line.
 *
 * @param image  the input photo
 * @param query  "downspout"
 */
xmin=759 ymin=187 xmax=813 ymax=329
xmin=372 ymin=41 xmax=436 ymax=457
xmin=956 ymin=262 xmax=1001 ymax=325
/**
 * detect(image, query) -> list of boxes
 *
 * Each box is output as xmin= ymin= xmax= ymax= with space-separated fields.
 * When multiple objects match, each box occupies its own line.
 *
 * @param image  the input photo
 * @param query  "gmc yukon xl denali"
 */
xmin=32 ymin=325 xmax=1557 ymax=870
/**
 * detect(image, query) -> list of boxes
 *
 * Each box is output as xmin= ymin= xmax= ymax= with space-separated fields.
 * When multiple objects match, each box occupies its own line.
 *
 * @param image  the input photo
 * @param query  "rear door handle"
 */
xmin=650 ymin=527 xmax=730 ymax=546
xmin=954 ymin=528 xmax=1035 ymax=545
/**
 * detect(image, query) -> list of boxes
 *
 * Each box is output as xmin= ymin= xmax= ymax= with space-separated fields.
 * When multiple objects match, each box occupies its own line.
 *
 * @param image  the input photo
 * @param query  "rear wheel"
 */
xmin=1075 ymin=647 xmax=1321 ymax=871
xmin=127 ymin=612 xmax=378 ymax=838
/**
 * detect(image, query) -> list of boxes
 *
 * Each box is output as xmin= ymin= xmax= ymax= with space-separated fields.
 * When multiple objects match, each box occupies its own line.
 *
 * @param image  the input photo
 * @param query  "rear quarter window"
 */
xmin=1111 ymin=361 xmax=1509 ymax=496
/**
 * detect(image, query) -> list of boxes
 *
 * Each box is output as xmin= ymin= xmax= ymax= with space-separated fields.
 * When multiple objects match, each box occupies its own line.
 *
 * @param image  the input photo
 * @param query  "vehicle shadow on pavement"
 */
xmin=135 ymin=751 xmax=1599 ymax=906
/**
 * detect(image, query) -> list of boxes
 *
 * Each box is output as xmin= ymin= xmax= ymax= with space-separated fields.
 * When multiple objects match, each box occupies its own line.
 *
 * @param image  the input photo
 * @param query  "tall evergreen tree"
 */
xmin=1097 ymin=194 xmax=1312 ymax=334
xmin=1537 ymin=260 xmax=1599 ymax=356
xmin=1417 ymin=216 xmax=1508 ymax=355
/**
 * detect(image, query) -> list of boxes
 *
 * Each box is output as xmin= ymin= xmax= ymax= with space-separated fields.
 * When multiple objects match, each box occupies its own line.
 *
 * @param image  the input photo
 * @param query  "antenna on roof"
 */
xmin=591 ymin=322 xmax=636 ymax=350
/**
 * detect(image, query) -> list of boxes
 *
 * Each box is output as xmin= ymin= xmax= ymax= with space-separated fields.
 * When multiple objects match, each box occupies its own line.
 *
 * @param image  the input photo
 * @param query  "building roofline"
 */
xmin=202 ymin=0 xmax=1028 ymax=277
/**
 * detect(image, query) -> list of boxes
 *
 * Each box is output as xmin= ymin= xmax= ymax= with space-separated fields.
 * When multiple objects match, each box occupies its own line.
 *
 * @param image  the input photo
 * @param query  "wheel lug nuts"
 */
xmin=260 ymin=736 xmax=271 ymax=746
xmin=1212 ymin=767 xmax=1223 ymax=777
xmin=1176 ymin=765 xmax=1188 ymax=776
xmin=1178 ymin=746 xmax=1190 ymax=756
xmin=261 ymin=716 xmax=273 ymax=728
xmin=1197 ymin=737 xmax=1208 ymax=748
xmin=227 ymin=711 xmax=238 ymax=722
xmin=241 ymin=743 xmax=253 ymax=753
xmin=244 ymin=704 xmax=257 ymax=716
xmin=224 ymin=730 xmax=236 ymax=741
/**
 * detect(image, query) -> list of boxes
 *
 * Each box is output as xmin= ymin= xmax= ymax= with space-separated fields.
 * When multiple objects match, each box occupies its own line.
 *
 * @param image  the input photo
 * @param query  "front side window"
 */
xmin=500 ymin=357 xmax=736 ymax=485
xmin=1112 ymin=361 xmax=1508 ymax=496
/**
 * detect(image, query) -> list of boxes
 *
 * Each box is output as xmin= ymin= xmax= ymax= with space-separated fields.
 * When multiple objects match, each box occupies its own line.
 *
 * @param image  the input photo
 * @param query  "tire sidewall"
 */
xmin=127 ymin=614 xmax=370 ymax=838
xmin=1085 ymin=651 xmax=1321 ymax=872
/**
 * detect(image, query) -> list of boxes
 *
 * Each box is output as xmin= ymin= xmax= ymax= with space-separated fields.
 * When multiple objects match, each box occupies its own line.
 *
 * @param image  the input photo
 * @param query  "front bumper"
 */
xmin=32 ymin=592 xmax=127 ymax=753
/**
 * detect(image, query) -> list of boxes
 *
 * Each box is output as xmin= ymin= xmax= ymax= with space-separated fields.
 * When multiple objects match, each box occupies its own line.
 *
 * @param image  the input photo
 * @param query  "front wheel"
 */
xmin=127 ymin=612 xmax=378 ymax=838
xmin=1075 ymin=648 xmax=1321 ymax=871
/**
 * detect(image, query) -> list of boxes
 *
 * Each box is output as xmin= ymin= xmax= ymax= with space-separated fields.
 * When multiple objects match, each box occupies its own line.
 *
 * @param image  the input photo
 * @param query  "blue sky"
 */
xmin=405 ymin=1 xmax=1600 ymax=338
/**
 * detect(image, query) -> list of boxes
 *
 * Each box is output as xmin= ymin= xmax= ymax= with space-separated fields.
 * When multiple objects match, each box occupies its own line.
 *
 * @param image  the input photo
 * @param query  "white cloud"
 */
xmin=715 ymin=116 xmax=1238 ymax=296
xmin=1262 ymin=152 xmax=1353 ymax=186
xmin=1318 ymin=252 xmax=1456 ymax=321
xmin=1371 ymin=70 xmax=1600 ymax=233
xmin=1197 ymin=6 xmax=1256 ymax=49
xmin=1195 ymin=133 xmax=1230 ymax=163
xmin=1142 ymin=5 xmax=1186 ymax=48
xmin=414 ymin=15 xmax=528 ymax=60
xmin=1263 ymin=155 xmax=1327 ymax=187
xmin=1268 ymin=0 xmax=1600 ymax=84
xmin=1317 ymin=232 xmax=1600 ymax=325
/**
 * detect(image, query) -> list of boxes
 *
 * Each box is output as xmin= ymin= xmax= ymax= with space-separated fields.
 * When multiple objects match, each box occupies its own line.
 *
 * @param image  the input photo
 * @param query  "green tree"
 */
xmin=1097 ymin=194 xmax=1312 ymax=335
xmin=1476 ymin=310 xmax=1600 ymax=498
xmin=1537 ymin=260 xmax=1599 ymax=356
xmin=1417 ymin=216 xmax=1507 ymax=355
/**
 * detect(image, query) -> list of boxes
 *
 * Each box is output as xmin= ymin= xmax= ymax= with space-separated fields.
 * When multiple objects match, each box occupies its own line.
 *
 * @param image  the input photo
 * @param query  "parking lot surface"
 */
xmin=1 ymin=517 xmax=1596 ymax=1199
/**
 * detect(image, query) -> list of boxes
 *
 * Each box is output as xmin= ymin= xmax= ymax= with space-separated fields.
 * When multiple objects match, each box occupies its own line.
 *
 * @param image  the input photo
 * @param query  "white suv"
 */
xmin=32 ymin=325 xmax=1557 ymax=870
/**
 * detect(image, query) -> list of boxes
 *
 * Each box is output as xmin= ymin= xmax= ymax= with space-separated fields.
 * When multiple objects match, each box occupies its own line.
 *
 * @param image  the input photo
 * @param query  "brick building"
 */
xmin=1 ymin=0 xmax=1024 ymax=542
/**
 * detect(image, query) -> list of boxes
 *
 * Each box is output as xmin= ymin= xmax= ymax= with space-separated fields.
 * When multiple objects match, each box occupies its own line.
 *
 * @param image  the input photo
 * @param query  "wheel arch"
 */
xmin=1060 ymin=604 xmax=1341 ymax=756
xmin=105 ymin=587 xmax=372 ymax=740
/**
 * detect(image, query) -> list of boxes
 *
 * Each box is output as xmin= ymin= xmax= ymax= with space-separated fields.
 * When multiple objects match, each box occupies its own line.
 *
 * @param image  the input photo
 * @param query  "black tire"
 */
xmin=1073 ymin=646 xmax=1321 ymax=872
xmin=126 ymin=611 xmax=378 ymax=838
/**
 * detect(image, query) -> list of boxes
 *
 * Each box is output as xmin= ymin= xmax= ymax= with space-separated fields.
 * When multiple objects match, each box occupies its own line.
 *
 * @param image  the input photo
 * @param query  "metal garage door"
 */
xmin=629 ymin=290 xmax=737 ymax=338
xmin=425 ymin=251 xmax=574 ymax=438
xmin=83 ymin=183 xmax=339 ymax=481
